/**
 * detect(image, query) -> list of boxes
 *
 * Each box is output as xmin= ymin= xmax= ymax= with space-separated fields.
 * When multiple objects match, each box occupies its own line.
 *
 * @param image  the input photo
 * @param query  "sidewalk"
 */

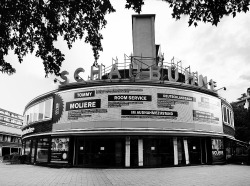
xmin=0 ymin=163 xmax=249 ymax=186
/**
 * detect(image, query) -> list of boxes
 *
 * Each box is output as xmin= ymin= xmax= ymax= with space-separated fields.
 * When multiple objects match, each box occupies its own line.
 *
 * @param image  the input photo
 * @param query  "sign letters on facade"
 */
xmin=59 ymin=64 xmax=216 ymax=91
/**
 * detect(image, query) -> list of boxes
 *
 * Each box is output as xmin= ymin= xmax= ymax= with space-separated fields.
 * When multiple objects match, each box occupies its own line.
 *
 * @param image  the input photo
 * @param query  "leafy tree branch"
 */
xmin=0 ymin=0 xmax=249 ymax=76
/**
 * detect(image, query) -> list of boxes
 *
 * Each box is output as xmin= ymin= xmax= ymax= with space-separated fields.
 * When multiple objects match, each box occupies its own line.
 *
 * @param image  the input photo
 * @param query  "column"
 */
xmin=73 ymin=137 xmax=76 ymax=165
xmin=138 ymin=139 xmax=143 ymax=166
xmin=0 ymin=146 xmax=2 ymax=156
xmin=125 ymin=137 xmax=130 ymax=167
xmin=173 ymin=137 xmax=178 ymax=165
xmin=183 ymin=138 xmax=190 ymax=165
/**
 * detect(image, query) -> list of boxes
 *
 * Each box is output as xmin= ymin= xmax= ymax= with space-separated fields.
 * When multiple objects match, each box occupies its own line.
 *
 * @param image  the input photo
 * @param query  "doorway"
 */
xmin=76 ymin=137 xmax=125 ymax=167
xmin=188 ymin=137 xmax=210 ymax=164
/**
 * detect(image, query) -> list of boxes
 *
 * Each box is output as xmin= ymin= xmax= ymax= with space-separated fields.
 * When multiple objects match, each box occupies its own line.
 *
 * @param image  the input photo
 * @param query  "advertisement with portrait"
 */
xmin=51 ymin=137 xmax=69 ymax=163
xmin=212 ymin=138 xmax=225 ymax=163
xmin=53 ymin=85 xmax=222 ymax=132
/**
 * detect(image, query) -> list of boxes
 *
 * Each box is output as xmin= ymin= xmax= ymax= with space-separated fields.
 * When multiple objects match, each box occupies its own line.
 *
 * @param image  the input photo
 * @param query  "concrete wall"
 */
xmin=132 ymin=15 xmax=156 ymax=69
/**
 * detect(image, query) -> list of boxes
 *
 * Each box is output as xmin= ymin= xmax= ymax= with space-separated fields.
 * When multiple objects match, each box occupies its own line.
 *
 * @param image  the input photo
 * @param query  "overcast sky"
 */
xmin=1 ymin=0 xmax=250 ymax=115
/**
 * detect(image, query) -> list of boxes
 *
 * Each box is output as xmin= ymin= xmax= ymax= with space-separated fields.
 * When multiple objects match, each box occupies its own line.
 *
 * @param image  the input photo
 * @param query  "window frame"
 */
xmin=24 ymin=97 xmax=53 ymax=126
xmin=222 ymin=104 xmax=234 ymax=128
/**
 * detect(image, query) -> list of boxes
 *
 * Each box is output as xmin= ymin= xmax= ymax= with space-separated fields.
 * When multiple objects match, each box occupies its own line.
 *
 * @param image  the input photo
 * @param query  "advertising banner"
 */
xmin=212 ymin=138 xmax=225 ymax=163
xmin=51 ymin=137 xmax=69 ymax=163
xmin=53 ymin=85 xmax=222 ymax=129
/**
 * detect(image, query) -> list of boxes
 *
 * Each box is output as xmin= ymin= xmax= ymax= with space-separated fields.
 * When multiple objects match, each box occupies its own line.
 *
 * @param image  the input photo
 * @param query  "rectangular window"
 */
xmin=7 ymin=136 xmax=11 ymax=142
xmin=29 ymin=108 xmax=33 ymax=123
xmin=31 ymin=139 xmax=37 ymax=163
xmin=36 ymin=138 xmax=49 ymax=162
xmin=26 ymin=114 xmax=29 ymax=125
xmin=44 ymin=99 xmax=52 ymax=119
xmin=223 ymin=106 xmax=227 ymax=123
xmin=38 ymin=102 xmax=44 ymax=120
xmin=33 ymin=104 xmax=39 ymax=122
xmin=231 ymin=112 xmax=234 ymax=127
xmin=228 ymin=111 xmax=231 ymax=125
xmin=227 ymin=108 xmax=230 ymax=124
xmin=25 ymin=140 xmax=31 ymax=155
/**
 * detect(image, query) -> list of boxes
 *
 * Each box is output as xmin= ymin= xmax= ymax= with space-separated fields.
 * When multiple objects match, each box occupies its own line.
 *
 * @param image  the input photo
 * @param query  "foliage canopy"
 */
xmin=0 ymin=0 xmax=249 ymax=76
xmin=231 ymin=102 xmax=250 ymax=142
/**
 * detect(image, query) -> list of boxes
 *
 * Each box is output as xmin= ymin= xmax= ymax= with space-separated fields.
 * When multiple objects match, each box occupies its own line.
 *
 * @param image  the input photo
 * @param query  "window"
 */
xmin=24 ymin=97 xmax=53 ymax=125
xmin=26 ymin=113 xmax=30 ymax=125
xmin=7 ymin=136 xmax=11 ymax=142
xmin=24 ymin=140 xmax=31 ymax=156
xmin=223 ymin=107 xmax=227 ymax=123
xmin=231 ymin=112 xmax=234 ymax=127
xmin=45 ymin=99 xmax=52 ymax=119
xmin=222 ymin=105 xmax=234 ymax=127
xmin=227 ymin=109 xmax=230 ymax=125
xmin=36 ymin=138 xmax=49 ymax=162
xmin=29 ymin=109 xmax=33 ymax=123
xmin=38 ymin=102 xmax=44 ymax=120
xmin=33 ymin=104 xmax=39 ymax=122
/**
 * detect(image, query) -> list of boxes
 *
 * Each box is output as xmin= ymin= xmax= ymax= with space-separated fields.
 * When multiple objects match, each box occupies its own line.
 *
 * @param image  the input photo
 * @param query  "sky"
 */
xmin=1 ymin=0 xmax=250 ymax=115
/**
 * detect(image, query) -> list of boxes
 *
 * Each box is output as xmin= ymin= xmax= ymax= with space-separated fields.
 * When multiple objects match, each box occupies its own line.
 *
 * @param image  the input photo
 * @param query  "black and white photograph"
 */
xmin=1 ymin=0 xmax=250 ymax=185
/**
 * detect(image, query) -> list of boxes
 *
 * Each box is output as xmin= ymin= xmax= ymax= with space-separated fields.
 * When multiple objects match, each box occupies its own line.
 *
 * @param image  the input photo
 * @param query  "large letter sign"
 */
xmin=60 ymin=71 xmax=69 ymax=85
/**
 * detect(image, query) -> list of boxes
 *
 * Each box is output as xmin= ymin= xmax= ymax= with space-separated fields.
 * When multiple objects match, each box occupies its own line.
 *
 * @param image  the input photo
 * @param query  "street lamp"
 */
xmin=215 ymin=87 xmax=226 ymax=91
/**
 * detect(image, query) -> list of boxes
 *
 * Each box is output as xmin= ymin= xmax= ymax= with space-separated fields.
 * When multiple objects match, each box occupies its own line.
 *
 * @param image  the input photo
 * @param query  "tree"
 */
xmin=231 ymin=102 xmax=250 ymax=143
xmin=166 ymin=0 xmax=249 ymax=27
xmin=0 ymin=0 xmax=249 ymax=76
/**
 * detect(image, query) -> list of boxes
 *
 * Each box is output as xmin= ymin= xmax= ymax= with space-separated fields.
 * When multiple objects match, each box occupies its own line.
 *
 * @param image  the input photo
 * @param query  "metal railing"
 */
xmin=93 ymin=54 xmax=198 ymax=83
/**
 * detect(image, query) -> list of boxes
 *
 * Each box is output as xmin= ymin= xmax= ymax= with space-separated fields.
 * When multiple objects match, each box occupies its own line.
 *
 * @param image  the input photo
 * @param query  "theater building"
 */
xmin=21 ymin=15 xmax=236 ymax=167
xmin=0 ymin=108 xmax=22 ymax=159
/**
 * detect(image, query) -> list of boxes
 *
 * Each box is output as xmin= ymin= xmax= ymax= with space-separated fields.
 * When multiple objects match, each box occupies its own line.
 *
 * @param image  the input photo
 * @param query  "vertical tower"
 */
xmin=132 ymin=14 xmax=156 ymax=69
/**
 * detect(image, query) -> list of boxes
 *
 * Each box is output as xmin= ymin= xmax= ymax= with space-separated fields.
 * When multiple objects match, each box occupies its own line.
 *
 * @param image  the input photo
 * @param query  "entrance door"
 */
xmin=76 ymin=137 xmax=124 ymax=167
xmin=143 ymin=137 xmax=174 ymax=167
xmin=130 ymin=138 xmax=138 ymax=167
xmin=188 ymin=137 xmax=210 ymax=164
xmin=188 ymin=138 xmax=202 ymax=164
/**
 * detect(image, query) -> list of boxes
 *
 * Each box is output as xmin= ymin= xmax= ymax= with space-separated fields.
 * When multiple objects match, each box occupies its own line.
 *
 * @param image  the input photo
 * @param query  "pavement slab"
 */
xmin=0 ymin=164 xmax=250 ymax=186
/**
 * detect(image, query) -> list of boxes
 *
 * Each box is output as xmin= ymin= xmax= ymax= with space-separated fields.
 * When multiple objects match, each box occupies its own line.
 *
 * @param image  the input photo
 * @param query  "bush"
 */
xmin=19 ymin=155 xmax=29 ymax=164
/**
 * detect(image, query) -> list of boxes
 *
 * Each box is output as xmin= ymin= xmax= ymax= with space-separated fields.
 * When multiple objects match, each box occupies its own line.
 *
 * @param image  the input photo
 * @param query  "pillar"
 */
xmin=0 ymin=146 xmax=2 ymax=156
xmin=183 ymin=139 xmax=190 ymax=165
xmin=138 ymin=139 xmax=143 ymax=166
xmin=125 ymin=137 xmax=130 ymax=167
xmin=173 ymin=137 xmax=178 ymax=165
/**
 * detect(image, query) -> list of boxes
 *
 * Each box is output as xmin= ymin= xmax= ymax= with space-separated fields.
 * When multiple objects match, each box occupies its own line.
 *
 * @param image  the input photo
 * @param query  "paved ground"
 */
xmin=0 ymin=163 xmax=250 ymax=186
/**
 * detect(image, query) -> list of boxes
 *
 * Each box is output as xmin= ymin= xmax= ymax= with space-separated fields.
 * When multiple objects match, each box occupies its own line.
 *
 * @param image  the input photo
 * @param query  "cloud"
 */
xmin=239 ymin=74 xmax=250 ymax=81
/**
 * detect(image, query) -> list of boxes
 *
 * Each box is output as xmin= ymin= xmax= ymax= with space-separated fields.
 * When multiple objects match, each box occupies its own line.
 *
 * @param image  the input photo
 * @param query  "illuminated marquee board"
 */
xmin=54 ymin=85 xmax=222 ymax=129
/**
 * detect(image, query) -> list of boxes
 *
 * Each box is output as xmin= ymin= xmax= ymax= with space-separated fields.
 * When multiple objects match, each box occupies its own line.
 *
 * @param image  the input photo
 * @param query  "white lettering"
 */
xmin=109 ymin=64 xmax=121 ymax=79
xmin=150 ymin=65 xmax=161 ymax=80
xmin=77 ymin=92 xmax=92 ymax=98
xmin=22 ymin=128 xmax=35 ymax=135
xmin=114 ymin=96 xmax=128 ymax=100
xmin=168 ymin=66 xmax=179 ymax=82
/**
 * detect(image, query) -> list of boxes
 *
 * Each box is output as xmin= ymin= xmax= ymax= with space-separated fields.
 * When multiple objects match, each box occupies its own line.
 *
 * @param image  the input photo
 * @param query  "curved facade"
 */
xmin=21 ymin=80 xmax=235 ymax=167
xmin=21 ymin=14 xmax=235 ymax=167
